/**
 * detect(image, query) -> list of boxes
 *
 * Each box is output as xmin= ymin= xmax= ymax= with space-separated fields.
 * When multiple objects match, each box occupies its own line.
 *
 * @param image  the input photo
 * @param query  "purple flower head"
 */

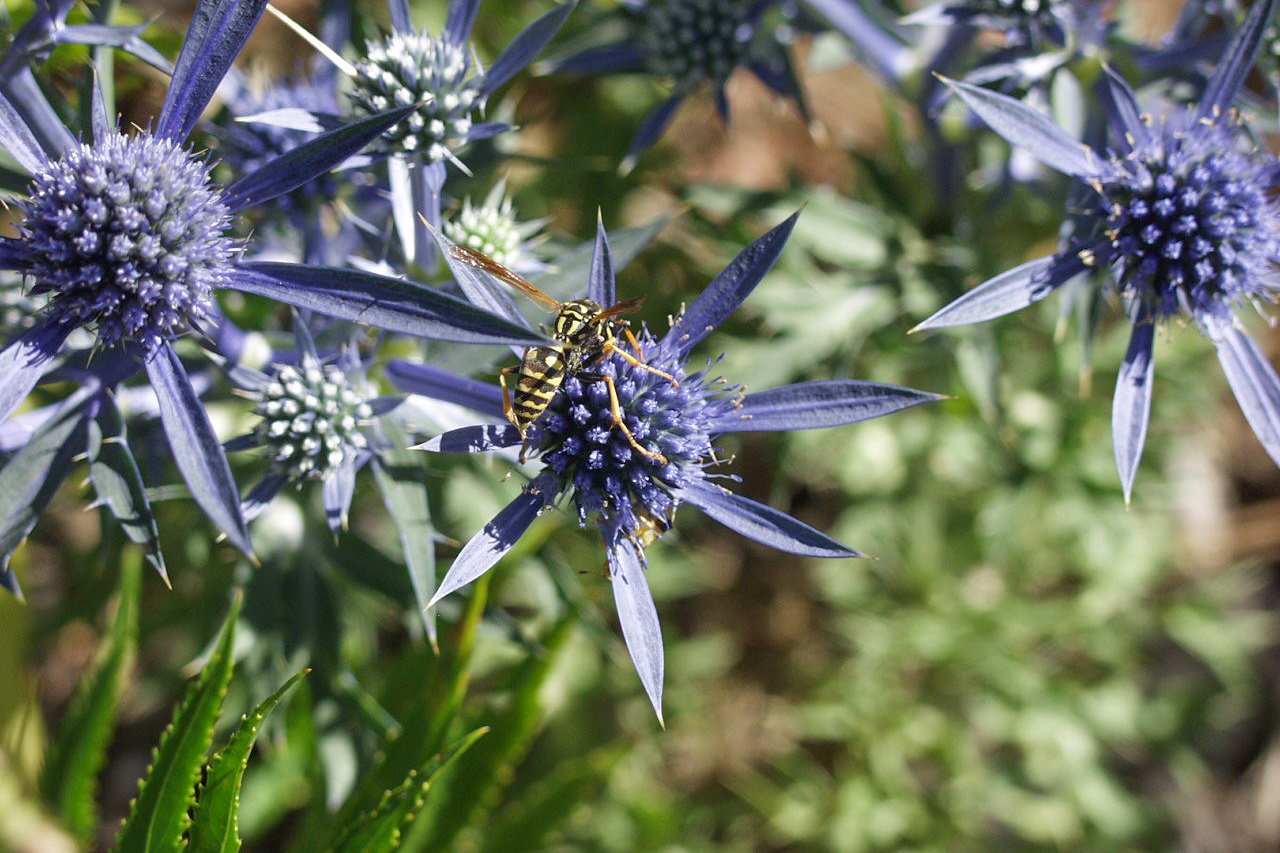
xmin=544 ymin=0 xmax=807 ymax=165
xmin=907 ymin=0 xmax=1077 ymax=48
xmin=915 ymin=0 xmax=1280 ymax=500
xmin=391 ymin=214 xmax=941 ymax=721
xmin=1095 ymin=114 xmax=1280 ymax=323
xmin=20 ymin=132 xmax=236 ymax=351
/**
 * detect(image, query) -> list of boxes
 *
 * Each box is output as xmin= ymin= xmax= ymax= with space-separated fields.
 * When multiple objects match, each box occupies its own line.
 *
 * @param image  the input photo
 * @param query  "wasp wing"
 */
xmin=592 ymin=295 xmax=646 ymax=324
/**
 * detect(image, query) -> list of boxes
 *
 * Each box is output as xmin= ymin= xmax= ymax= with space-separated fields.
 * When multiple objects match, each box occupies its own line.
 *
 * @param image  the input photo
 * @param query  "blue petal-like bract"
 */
xmin=1214 ymin=325 xmax=1280 ymax=468
xmin=913 ymin=250 xmax=1091 ymax=331
xmin=1112 ymin=316 xmax=1156 ymax=502
xmin=55 ymin=23 xmax=174 ymax=74
xmin=589 ymin=215 xmax=616 ymax=307
xmin=802 ymin=0 xmax=911 ymax=83
xmin=709 ymin=380 xmax=943 ymax=433
xmin=945 ymin=78 xmax=1103 ymax=179
xmin=662 ymin=212 xmax=799 ymax=357
xmin=428 ymin=486 xmax=548 ymax=606
xmin=221 ymin=104 xmax=417 ymax=212
xmin=389 ymin=0 xmax=414 ymax=31
xmin=609 ymin=540 xmax=665 ymax=725
xmin=1197 ymin=0 xmax=1274 ymax=123
xmin=0 ymin=86 xmax=49 ymax=173
xmin=418 ymin=424 xmax=524 ymax=453
xmin=156 ymin=0 xmax=270 ymax=142
xmin=1098 ymin=65 xmax=1149 ymax=152
xmin=445 ymin=0 xmax=482 ymax=45
xmin=0 ymin=237 xmax=31 ymax=271
xmin=427 ymin=223 xmax=534 ymax=334
xmin=479 ymin=1 xmax=576 ymax=97
xmin=683 ymin=479 xmax=862 ymax=558
xmin=386 ymin=360 xmax=506 ymax=420
xmin=230 ymin=263 xmax=544 ymax=345
xmin=0 ymin=321 xmax=71 ymax=426
xmin=546 ymin=43 xmax=645 ymax=76
xmin=145 ymin=342 xmax=253 ymax=556
xmin=624 ymin=95 xmax=683 ymax=168
xmin=4 ymin=69 xmax=75 ymax=160
xmin=243 ymin=473 xmax=287 ymax=522
xmin=323 ymin=461 xmax=357 ymax=533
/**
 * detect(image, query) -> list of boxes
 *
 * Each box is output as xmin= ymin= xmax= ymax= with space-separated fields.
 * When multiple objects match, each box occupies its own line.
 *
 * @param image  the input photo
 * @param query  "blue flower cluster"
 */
xmin=0 ymin=0 xmax=1276 ymax=724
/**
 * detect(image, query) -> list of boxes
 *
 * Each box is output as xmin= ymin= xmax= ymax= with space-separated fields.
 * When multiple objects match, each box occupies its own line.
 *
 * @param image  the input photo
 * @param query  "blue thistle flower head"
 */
xmin=527 ymin=333 xmax=736 ymax=547
xmin=1096 ymin=115 xmax=1280 ymax=323
xmin=639 ymin=0 xmax=760 ymax=90
xmin=251 ymin=356 xmax=374 ymax=483
xmin=392 ymin=214 xmax=940 ymax=721
xmin=349 ymin=30 xmax=483 ymax=163
xmin=916 ymin=0 xmax=1280 ymax=502
xmin=443 ymin=181 xmax=547 ymax=274
xmin=20 ymin=131 xmax=237 ymax=351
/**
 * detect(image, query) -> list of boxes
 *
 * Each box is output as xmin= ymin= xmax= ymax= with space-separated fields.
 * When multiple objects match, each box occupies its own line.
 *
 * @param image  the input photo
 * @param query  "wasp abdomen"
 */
xmin=513 ymin=344 xmax=567 ymax=431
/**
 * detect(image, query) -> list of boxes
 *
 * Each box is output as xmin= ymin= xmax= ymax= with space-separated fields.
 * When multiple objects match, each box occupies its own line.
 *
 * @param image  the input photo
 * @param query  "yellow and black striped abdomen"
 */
xmin=512 ymin=344 xmax=567 ymax=431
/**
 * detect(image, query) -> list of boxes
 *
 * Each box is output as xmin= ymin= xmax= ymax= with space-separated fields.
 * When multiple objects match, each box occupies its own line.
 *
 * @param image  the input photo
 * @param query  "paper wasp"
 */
xmin=447 ymin=242 xmax=679 ymax=465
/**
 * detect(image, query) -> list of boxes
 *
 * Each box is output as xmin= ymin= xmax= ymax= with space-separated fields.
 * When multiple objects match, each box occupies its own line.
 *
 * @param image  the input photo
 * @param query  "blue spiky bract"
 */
xmin=20 ymin=131 xmax=236 ymax=351
xmin=1097 ymin=115 xmax=1280 ymax=324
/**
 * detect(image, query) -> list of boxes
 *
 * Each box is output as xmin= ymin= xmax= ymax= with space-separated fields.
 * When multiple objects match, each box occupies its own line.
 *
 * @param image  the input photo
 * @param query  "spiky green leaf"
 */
xmin=40 ymin=551 xmax=141 ymax=842
xmin=187 ymin=669 xmax=309 ymax=853
xmin=115 ymin=597 xmax=241 ymax=853
xmin=329 ymin=727 xmax=488 ymax=853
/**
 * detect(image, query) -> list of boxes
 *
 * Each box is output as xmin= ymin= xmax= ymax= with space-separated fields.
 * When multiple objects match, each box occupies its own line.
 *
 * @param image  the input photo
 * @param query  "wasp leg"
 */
xmin=580 ymin=372 xmax=669 ymax=466
xmin=623 ymin=325 xmax=646 ymax=360
xmin=499 ymin=367 xmax=535 ymax=463
xmin=602 ymin=340 xmax=680 ymax=388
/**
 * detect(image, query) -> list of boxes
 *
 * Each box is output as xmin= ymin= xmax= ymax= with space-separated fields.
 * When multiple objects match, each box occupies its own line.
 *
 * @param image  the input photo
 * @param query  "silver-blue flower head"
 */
xmin=20 ymin=132 xmax=236 ymax=351
xmin=528 ymin=331 xmax=736 ymax=545
xmin=640 ymin=0 xmax=757 ymax=89
xmin=1097 ymin=114 xmax=1280 ymax=323
xmin=253 ymin=358 xmax=373 ymax=483
xmin=349 ymin=31 xmax=482 ymax=162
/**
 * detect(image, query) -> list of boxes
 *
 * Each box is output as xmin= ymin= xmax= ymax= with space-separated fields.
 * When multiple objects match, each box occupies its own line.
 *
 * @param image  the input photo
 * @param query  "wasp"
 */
xmin=447 ymin=242 xmax=679 ymax=465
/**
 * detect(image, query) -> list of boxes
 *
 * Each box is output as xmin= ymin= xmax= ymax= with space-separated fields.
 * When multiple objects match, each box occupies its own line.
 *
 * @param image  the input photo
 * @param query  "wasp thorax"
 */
xmin=640 ymin=0 xmax=755 ymax=88
xmin=554 ymin=300 xmax=605 ymax=347
xmin=349 ymin=31 xmax=482 ymax=162
xmin=20 ymin=132 xmax=235 ymax=350
xmin=253 ymin=361 xmax=373 ymax=483
xmin=1099 ymin=120 xmax=1280 ymax=321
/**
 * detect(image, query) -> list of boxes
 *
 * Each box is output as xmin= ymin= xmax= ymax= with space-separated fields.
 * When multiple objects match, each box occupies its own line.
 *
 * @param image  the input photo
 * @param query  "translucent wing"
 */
xmin=448 ymin=244 xmax=561 ymax=312
xmin=593 ymin=295 xmax=646 ymax=324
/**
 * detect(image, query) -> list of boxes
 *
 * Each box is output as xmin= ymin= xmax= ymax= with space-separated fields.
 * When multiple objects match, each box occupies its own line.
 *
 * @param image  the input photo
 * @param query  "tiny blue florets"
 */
xmin=640 ymin=0 xmax=758 ymax=89
xmin=1097 ymin=117 xmax=1280 ymax=322
xmin=527 ymin=332 xmax=736 ymax=546
xmin=349 ymin=31 xmax=483 ymax=162
xmin=20 ymin=131 xmax=236 ymax=350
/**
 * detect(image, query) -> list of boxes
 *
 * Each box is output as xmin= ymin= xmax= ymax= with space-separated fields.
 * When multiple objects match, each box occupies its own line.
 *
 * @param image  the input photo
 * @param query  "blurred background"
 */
xmin=4 ymin=0 xmax=1280 ymax=850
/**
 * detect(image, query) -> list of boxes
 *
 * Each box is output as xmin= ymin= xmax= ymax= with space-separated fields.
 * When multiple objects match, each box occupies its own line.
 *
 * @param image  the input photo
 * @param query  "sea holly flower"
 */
xmin=278 ymin=0 xmax=573 ymax=268
xmin=543 ymin=0 xmax=808 ymax=167
xmin=914 ymin=0 xmax=1280 ymax=499
xmin=0 ymin=0 xmax=542 ymax=575
xmin=226 ymin=317 xmax=443 ymax=644
xmin=903 ymin=0 xmax=1080 ymax=49
xmin=389 ymin=214 xmax=941 ymax=721
xmin=444 ymin=179 xmax=548 ymax=275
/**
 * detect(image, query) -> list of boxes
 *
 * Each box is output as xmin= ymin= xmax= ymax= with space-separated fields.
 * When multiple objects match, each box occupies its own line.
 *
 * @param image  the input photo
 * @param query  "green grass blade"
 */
xmin=39 ymin=550 xmax=141 ymax=842
xmin=402 ymin=617 xmax=573 ymax=852
xmin=115 ymin=596 xmax=242 ymax=853
xmin=187 ymin=669 xmax=310 ymax=853
xmin=329 ymin=727 xmax=488 ymax=853
xmin=480 ymin=748 xmax=622 ymax=853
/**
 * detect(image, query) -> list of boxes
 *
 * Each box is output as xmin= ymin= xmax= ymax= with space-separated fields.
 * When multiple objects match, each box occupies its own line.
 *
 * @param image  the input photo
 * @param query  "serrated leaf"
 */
xmin=403 ymin=618 xmax=573 ymax=851
xmin=115 ymin=597 xmax=241 ymax=853
xmin=40 ymin=551 xmax=141 ymax=842
xmin=0 ymin=388 xmax=92 ymax=568
xmin=371 ymin=420 xmax=437 ymax=648
xmin=88 ymin=395 xmax=167 ymax=582
xmin=330 ymin=727 xmax=488 ymax=853
xmin=187 ymin=669 xmax=309 ymax=853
